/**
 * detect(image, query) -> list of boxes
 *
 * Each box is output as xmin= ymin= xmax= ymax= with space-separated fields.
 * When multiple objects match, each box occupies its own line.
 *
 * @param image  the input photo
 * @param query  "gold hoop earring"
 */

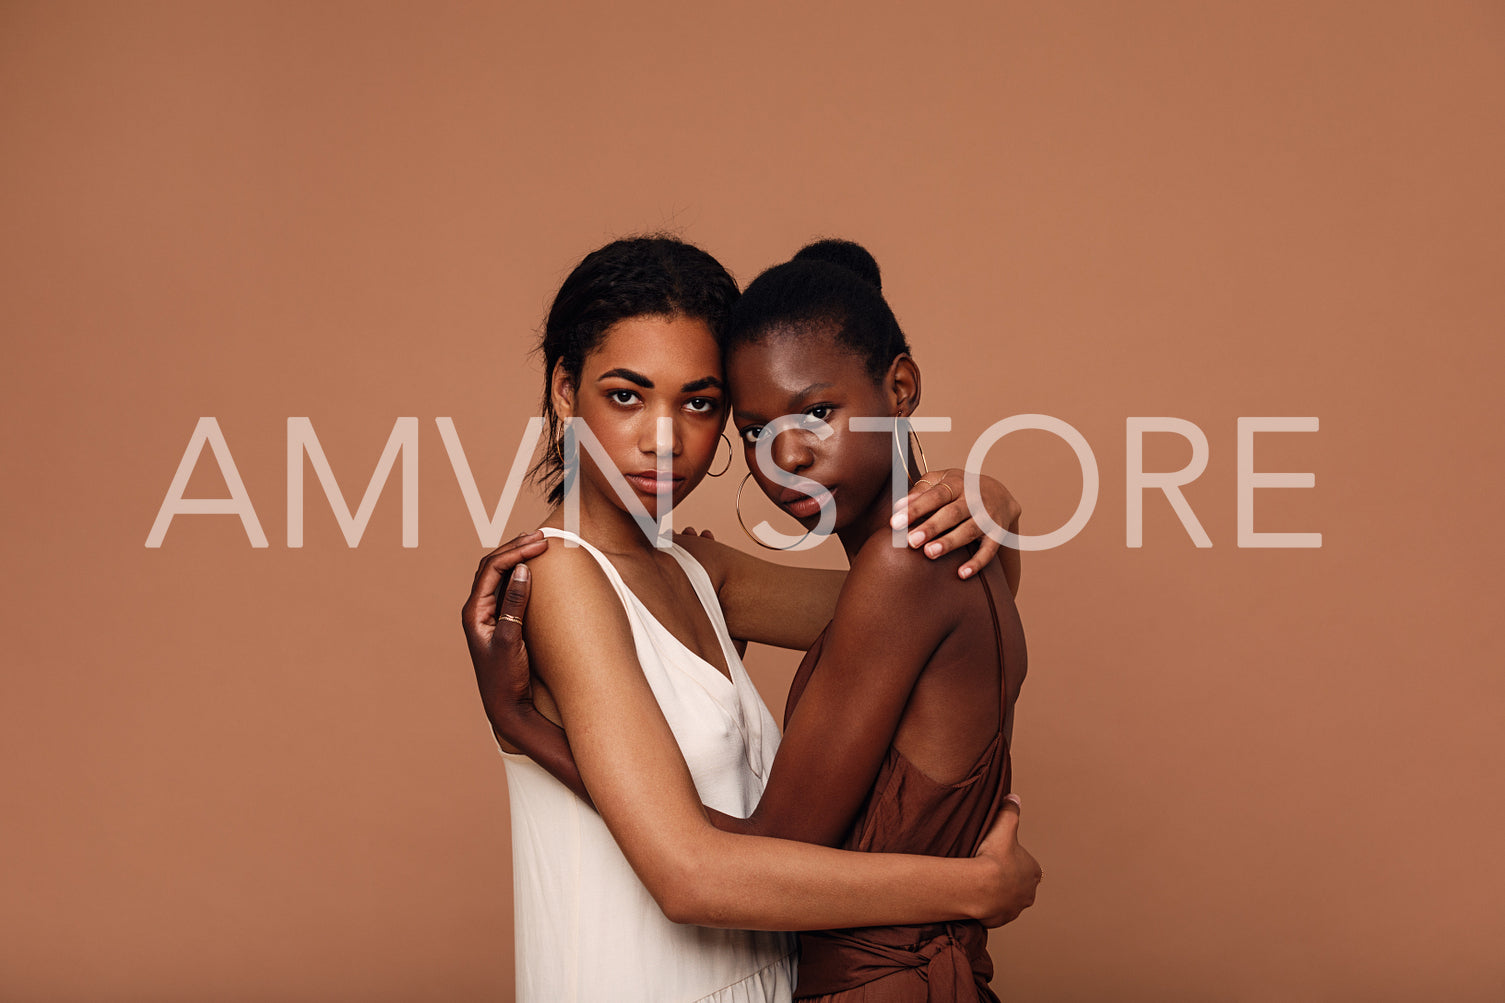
xmin=707 ymin=433 xmax=732 ymax=478
xmin=735 ymin=472 xmax=814 ymax=551
xmin=893 ymin=417 xmax=929 ymax=484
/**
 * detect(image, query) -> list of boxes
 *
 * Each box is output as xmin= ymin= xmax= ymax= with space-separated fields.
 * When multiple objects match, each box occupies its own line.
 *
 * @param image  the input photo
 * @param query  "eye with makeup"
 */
xmin=605 ymin=387 xmax=722 ymax=416
xmin=606 ymin=388 xmax=641 ymax=407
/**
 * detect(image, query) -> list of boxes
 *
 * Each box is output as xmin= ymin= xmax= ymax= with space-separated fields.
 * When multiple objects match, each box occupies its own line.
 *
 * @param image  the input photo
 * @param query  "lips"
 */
xmin=778 ymin=484 xmax=835 ymax=520
xmin=624 ymin=471 xmax=684 ymax=496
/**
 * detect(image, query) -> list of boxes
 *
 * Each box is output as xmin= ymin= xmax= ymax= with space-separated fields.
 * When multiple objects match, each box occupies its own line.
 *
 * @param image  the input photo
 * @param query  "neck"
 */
xmin=545 ymin=476 xmax=668 ymax=558
xmin=836 ymin=453 xmax=922 ymax=562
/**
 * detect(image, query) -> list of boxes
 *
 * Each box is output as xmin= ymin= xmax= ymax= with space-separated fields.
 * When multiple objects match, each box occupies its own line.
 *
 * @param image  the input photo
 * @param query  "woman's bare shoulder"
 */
xmin=520 ymin=535 xmax=630 ymax=645
xmin=848 ymin=530 xmax=962 ymax=592
xmin=839 ymin=534 xmax=985 ymax=648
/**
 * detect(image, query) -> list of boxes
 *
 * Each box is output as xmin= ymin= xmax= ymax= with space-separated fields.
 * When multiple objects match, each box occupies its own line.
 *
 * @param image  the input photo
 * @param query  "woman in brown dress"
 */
xmin=709 ymin=239 xmax=1027 ymax=1001
xmin=481 ymin=238 xmax=1033 ymax=1001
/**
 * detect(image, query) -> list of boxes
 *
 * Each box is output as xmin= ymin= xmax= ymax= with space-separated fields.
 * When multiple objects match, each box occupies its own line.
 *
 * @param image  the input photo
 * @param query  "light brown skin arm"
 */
xmin=464 ymin=532 xmax=1041 ymax=927
xmin=500 ymin=541 xmax=1032 ymax=930
xmin=683 ymin=468 xmax=1022 ymax=653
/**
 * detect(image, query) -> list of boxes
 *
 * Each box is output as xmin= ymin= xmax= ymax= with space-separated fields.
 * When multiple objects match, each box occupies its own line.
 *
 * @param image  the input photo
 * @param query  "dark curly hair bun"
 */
xmin=723 ymin=237 xmax=910 ymax=379
xmin=791 ymin=238 xmax=882 ymax=292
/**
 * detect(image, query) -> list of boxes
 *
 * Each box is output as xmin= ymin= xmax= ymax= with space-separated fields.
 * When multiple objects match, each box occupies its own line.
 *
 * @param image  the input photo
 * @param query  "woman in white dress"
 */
xmin=462 ymin=237 xmax=1040 ymax=1002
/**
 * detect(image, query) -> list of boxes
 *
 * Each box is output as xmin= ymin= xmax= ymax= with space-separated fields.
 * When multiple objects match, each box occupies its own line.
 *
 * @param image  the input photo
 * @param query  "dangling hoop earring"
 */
xmin=735 ymin=472 xmax=814 ymax=551
xmin=893 ymin=417 xmax=930 ymax=485
xmin=707 ymin=433 xmax=732 ymax=478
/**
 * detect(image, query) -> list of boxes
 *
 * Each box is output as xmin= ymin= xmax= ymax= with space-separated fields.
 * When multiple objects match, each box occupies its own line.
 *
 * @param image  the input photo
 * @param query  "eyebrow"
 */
xmin=597 ymin=368 xmax=653 ymax=388
xmin=734 ymin=382 xmax=834 ymax=423
xmin=596 ymin=368 xmax=725 ymax=394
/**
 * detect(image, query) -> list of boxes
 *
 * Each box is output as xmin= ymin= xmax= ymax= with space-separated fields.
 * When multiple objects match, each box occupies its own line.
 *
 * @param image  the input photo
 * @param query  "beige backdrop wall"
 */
xmin=3 ymin=2 xmax=1502 ymax=1000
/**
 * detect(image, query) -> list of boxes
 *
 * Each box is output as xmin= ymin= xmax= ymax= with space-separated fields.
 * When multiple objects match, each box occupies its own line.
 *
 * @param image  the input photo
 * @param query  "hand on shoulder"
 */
xmin=671 ymin=527 xmax=734 ymax=591
xmin=520 ymin=535 xmax=638 ymax=680
xmin=850 ymin=526 xmax=969 ymax=598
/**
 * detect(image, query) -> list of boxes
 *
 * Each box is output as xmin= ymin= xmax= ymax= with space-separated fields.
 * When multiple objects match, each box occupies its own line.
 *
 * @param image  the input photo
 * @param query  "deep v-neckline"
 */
xmin=622 ymin=583 xmax=735 ymax=688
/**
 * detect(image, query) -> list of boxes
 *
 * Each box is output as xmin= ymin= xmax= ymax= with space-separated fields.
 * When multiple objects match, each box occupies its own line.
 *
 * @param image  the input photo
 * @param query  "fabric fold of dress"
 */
xmin=786 ymin=571 xmax=1019 ymax=1003
xmin=501 ymin=528 xmax=796 ymax=1002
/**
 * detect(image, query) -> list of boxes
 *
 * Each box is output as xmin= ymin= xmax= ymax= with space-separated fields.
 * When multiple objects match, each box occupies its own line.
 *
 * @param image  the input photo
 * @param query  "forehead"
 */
xmin=583 ymin=314 xmax=722 ymax=375
xmin=726 ymin=330 xmax=873 ymax=407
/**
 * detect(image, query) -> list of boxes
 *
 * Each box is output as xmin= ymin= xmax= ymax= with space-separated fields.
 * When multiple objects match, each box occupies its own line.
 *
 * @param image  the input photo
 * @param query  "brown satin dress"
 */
xmin=787 ymin=572 xmax=1018 ymax=1003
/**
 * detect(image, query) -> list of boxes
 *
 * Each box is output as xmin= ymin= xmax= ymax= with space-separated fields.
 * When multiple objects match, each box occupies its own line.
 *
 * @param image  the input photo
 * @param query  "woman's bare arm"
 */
xmin=464 ymin=531 xmax=592 ymax=804
xmin=472 ymin=535 xmax=956 ymax=843
xmin=895 ymin=470 xmax=1022 ymax=592
xmin=707 ymin=540 xmax=962 ymax=845
xmin=685 ymin=470 xmax=1022 ymax=653
xmin=499 ymin=540 xmax=1019 ymax=930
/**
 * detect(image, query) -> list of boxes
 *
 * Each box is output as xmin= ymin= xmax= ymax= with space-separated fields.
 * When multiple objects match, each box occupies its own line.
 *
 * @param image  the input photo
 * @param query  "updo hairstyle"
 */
xmin=721 ymin=238 xmax=912 ymax=379
xmin=530 ymin=236 xmax=739 ymax=504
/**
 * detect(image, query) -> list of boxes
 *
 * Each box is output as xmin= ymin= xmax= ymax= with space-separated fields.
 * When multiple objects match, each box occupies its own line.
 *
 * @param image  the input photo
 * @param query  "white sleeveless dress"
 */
xmin=500 ymin=528 xmax=797 ymax=1002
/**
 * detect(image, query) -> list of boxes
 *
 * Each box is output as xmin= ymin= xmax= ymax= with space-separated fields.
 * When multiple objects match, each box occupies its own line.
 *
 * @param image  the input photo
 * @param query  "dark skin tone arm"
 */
xmin=704 ymin=536 xmax=963 ymax=844
xmin=462 ymin=532 xmax=1041 ymax=927
xmin=469 ymin=465 xmax=1020 ymax=802
xmin=467 ymin=533 xmax=981 ymax=841
xmin=897 ymin=472 xmax=1022 ymax=599
xmin=463 ymin=532 xmax=592 ymax=804
xmin=670 ymin=469 xmax=1020 ymax=655
xmin=698 ymin=463 xmax=1017 ymax=653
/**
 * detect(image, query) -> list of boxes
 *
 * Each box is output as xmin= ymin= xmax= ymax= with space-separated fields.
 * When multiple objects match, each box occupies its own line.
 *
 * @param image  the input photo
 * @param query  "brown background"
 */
xmin=3 ymin=1 xmax=1502 ymax=1000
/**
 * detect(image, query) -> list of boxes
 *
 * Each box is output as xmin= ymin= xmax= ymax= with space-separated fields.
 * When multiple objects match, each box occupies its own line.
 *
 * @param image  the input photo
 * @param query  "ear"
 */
xmin=549 ymin=360 xmax=577 ymax=420
xmin=885 ymin=353 xmax=922 ymax=417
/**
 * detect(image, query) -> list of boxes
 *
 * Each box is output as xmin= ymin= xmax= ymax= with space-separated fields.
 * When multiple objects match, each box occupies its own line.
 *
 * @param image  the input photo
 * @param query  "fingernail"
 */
xmin=907 ymin=530 xmax=925 ymax=548
xmin=1004 ymin=793 xmax=1021 ymax=808
xmin=959 ymin=566 xmax=974 ymax=579
xmin=514 ymin=564 xmax=529 ymax=582
xmin=890 ymin=511 xmax=907 ymax=529
xmin=925 ymin=542 xmax=942 ymax=558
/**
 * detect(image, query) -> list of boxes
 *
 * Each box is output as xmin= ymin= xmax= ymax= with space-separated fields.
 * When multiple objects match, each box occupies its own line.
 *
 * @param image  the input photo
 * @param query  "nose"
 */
xmin=771 ymin=426 xmax=815 ymax=475
xmin=638 ymin=413 xmax=682 ymax=461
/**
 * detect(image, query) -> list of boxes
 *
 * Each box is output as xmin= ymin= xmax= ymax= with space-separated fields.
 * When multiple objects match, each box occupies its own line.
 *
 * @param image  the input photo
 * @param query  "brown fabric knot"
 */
xmin=794 ymin=921 xmax=997 ymax=1001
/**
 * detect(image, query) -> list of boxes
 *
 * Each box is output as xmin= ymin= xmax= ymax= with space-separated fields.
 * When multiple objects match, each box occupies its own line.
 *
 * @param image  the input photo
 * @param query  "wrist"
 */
xmin=962 ymin=854 xmax=1002 ymax=921
xmin=487 ymin=697 xmax=541 ymax=741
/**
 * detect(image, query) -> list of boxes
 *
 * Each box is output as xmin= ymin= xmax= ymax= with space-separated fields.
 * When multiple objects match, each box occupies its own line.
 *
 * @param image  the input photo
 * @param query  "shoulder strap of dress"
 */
xmin=976 ymin=569 xmax=1009 ymax=723
xmin=537 ymin=527 xmax=630 ymax=593
xmin=662 ymin=543 xmax=733 ymax=639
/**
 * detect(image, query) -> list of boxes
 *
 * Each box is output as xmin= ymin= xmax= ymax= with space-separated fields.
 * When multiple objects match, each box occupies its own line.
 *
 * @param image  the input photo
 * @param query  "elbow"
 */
xmin=644 ymin=848 xmax=729 ymax=927
xmin=651 ymin=861 xmax=717 ymax=926
xmin=657 ymin=884 xmax=706 ymax=926
xmin=622 ymin=819 xmax=742 ymax=927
